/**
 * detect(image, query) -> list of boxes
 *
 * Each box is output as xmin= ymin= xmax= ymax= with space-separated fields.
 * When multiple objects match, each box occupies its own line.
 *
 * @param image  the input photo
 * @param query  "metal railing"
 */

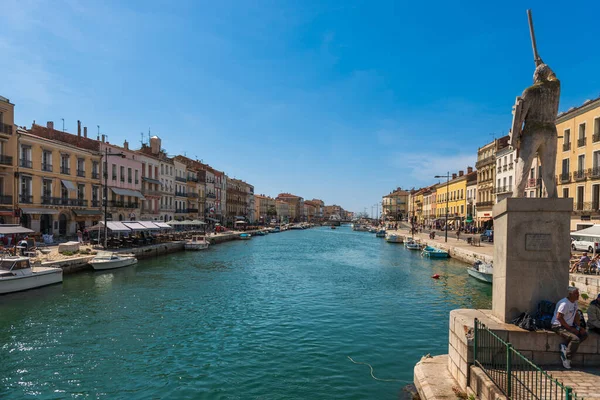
xmin=0 ymin=195 xmax=12 ymax=204
xmin=0 ymin=155 xmax=13 ymax=165
xmin=563 ymin=142 xmax=571 ymax=152
xmin=0 ymin=122 xmax=12 ymax=135
xmin=578 ymin=137 xmax=586 ymax=147
xmin=92 ymin=171 xmax=100 ymax=179
xmin=20 ymin=159 xmax=32 ymax=168
xmin=573 ymin=169 xmax=588 ymax=182
xmin=77 ymin=169 xmax=85 ymax=177
xmin=594 ymin=133 xmax=600 ymax=143
xmin=60 ymin=166 xmax=70 ymax=175
xmin=474 ymin=319 xmax=582 ymax=399
xmin=558 ymin=173 xmax=571 ymax=183
xmin=41 ymin=163 xmax=52 ymax=172
xmin=175 ymin=176 xmax=186 ymax=183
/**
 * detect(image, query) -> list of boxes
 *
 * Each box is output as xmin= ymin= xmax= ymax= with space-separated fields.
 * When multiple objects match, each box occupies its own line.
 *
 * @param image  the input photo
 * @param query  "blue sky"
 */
xmin=2 ymin=0 xmax=599 ymax=213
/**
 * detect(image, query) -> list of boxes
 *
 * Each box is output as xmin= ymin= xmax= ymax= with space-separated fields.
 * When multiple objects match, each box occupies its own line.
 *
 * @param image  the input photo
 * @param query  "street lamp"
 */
xmin=435 ymin=172 xmax=450 ymax=243
xmin=102 ymin=148 xmax=125 ymax=249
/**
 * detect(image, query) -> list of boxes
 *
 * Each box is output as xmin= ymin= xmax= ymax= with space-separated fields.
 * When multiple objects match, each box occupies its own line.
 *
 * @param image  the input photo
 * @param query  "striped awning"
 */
xmin=110 ymin=187 xmax=146 ymax=200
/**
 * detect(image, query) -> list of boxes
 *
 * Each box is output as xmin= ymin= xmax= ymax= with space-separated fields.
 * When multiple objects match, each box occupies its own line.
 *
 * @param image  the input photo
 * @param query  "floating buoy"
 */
xmin=431 ymin=274 xmax=440 ymax=279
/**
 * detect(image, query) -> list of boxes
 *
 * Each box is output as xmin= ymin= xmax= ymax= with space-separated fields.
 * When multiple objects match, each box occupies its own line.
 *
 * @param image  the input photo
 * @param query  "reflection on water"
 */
xmin=0 ymin=225 xmax=491 ymax=400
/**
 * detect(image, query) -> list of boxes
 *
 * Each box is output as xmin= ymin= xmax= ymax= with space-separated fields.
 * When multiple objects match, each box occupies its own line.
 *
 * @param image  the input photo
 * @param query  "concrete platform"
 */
xmin=414 ymin=355 xmax=462 ymax=400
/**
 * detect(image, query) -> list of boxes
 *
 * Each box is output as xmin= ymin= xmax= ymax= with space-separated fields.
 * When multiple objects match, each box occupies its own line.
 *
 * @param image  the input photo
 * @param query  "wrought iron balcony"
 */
xmin=175 ymin=208 xmax=188 ymax=214
xmin=77 ymin=169 xmax=85 ymax=177
xmin=502 ymin=165 xmax=508 ymax=171
xmin=112 ymin=175 xmax=117 ymax=181
xmin=594 ymin=133 xmax=600 ymax=143
xmin=120 ymin=176 xmax=125 ymax=182
xmin=91 ymin=200 xmax=101 ymax=207
xmin=476 ymin=201 xmax=494 ymax=208
xmin=574 ymin=201 xmax=593 ymax=212
xmin=590 ymin=167 xmax=600 ymax=179
xmin=60 ymin=166 xmax=70 ymax=175
xmin=188 ymin=208 xmax=199 ymax=213
xmin=563 ymin=142 xmax=571 ymax=151
xmin=475 ymin=155 xmax=495 ymax=169
xmin=187 ymin=192 xmax=199 ymax=198
xmin=20 ymin=159 xmax=32 ymax=168
xmin=19 ymin=194 xmax=33 ymax=203
xmin=0 ymin=155 xmax=12 ymax=166
xmin=578 ymin=137 xmax=586 ymax=147
xmin=508 ymin=162 xmax=514 ymax=170
xmin=558 ymin=172 xmax=571 ymax=183
xmin=92 ymin=171 xmax=100 ymax=179
xmin=494 ymin=185 xmax=512 ymax=194
xmin=108 ymin=200 xmax=138 ymax=208
xmin=526 ymin=178 xmax=541 ymax=188
xmin=41 ymin=163 xmax=52 ymax=172
xmin=206 ymin=193 xmax=216 ymax=199
xmin=0 ymin=195 xmax=12 ymax=204
xmin=175 ymin=176 xmax=186 ymax=183
xmin=187 ymin=176 xmax=199 ymax=182
xmin=175 ymin=191 xmax=187 ymax=197
xmin=0 ymin=122 xmax=12 ymax=135
xmin=41 ymin=197 xmax=88 ymax=206
xmin=573 ymin=169 xmax=588 ymax=182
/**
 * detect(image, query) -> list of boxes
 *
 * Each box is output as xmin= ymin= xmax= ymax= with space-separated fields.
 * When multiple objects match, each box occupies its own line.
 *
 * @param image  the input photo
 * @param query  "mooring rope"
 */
xmin=347 ymin=356 xmax=412 ymax=383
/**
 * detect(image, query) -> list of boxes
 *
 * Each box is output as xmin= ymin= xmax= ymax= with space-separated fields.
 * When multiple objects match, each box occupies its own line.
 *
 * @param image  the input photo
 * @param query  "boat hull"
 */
xmin=184 ymin=243 xmax=209 ymax=250
xmin=405 ymin=243 xmax=421 ymax=250
xmin=385 ymin=235 xmax=403 ymax=243
xmin=0 ymin=268 xmax=63 ymax=294
xmin=89 ymin=257 xmax=138 ymax=271
xmin=467 ymin=267 xmax=493 ymax=283
xmin=421 ymin=247 xmax=450 ymax=258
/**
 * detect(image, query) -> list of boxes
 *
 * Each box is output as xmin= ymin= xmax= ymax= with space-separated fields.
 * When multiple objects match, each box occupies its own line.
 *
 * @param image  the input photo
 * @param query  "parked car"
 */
xmin=480 ymin=230 xmax=494 ymax=243
xmin=571 ymin=235 xmax=600 ymax=252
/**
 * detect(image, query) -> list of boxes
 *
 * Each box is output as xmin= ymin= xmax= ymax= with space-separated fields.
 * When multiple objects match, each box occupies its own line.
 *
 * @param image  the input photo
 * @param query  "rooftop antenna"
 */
xmin=61 ymin=118 xmax=65 ymax=132
xmin=140 ymin=132 xmax=145 ymax=147
xmin=97 ymin=125 xmax=100 ymax=140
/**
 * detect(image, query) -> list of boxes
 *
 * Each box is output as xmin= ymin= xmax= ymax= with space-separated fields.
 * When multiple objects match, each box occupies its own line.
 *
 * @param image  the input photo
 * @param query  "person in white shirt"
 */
xmin=551 ymin=286 xmax=588 ymax=369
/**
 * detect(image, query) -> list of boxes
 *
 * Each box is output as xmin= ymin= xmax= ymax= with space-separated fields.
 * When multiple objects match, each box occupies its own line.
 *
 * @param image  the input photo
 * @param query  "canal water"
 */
xmin=0 ymin=226 xmax=491 ymax=399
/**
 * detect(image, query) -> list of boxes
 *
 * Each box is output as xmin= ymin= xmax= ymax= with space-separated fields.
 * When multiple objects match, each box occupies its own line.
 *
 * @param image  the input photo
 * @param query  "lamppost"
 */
xmin=102 ymin=147 xmax=125 ymax=249
xmin=435 ymin=172 xmax=451 ymax=242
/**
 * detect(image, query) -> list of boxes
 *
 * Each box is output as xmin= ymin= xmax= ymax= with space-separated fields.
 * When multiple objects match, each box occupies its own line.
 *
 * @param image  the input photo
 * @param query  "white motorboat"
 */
xmin=89 ymin=251 xmax=138 ymax=271
xmin=0 ymin=256 xmax=63 ymax=294
xmin=184 ymin=235 xmax=210 ymax=251
xmin=467 ymin=260 xmax=493 ymax=284
xmin=405 ymin=239 xmax=421 ymax=251
xmin=385 ymin=233 xmax=403 ymax=243
xmin=375 ymin=229 xmax=386 ymax=238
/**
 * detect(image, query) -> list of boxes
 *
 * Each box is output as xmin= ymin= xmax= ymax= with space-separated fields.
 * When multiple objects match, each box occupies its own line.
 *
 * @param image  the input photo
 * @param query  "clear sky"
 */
xmin=2 ymin=0 xmax=599 ymax=213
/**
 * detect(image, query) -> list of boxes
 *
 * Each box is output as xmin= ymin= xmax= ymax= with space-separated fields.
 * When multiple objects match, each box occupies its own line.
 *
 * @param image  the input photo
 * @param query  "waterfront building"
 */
xmin=185 ymin=167 xmax=201 ymax=220
xmin=275 ymin=199 xmax=289 ymax=223
xmin=137 ymin=152 xmax=162 ymax=221
xmin=323 ymin=204 xmax=343 ymax=220
xmin=309 ymin=199 xmax=325 ymax=219
xmin=382 ymin=188 xmax=409 ymax=221
xmin=433 ymin=169 xmax=471 ymax=229
xmin=173 ymin=158 xmax=188 ymax=220
xmin=0 ymin=96 xmax=15 ymax=223
xmin=422 ymin=186 xmax=436 ymax=227
xmin=556 ymin=97 xmax=600 ymax=230
xmin=303 ymin=200 xmax=322 ymax=221
xmin=255 ymin=194 xmax=276 ymax=224
xmin=466 ymin=170 xmax=477 ymax=227
xmin=475 ymin=136 xmax=509 ymax=228
xmin=99 ymin=139 xmax=144 ymax=222
xmin=277 ymin=193 xmax=304 ymax=222
xmin=226 ymin=178 xmax=249 ymax=225
xmin=137 ymin=136 xmax=175 ymax=222
xmin=17 ymin=122 xmax=102 ymax=235
xmin=214 ymin=170 xmax=224 ymax=223
xmin=246 ymin=183 xmax=255 ymax=223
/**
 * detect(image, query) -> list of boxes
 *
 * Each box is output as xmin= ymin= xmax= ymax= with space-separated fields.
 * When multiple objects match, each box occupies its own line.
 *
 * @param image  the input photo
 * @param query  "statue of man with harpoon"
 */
xmin=511 ymin=10 xmax=560 ymax=198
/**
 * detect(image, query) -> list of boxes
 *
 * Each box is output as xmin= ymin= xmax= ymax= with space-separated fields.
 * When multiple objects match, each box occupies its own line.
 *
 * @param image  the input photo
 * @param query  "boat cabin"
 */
xmin=0 ymin=257 xmax=33 ymax=278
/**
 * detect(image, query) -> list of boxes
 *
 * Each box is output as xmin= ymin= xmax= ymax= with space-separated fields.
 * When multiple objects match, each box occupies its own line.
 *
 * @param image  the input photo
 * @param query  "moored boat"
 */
xmin=467 ymin=260 xmax=493 ymax=283
xmin=421 ymin=246 xmax=449 ymax=258
xmin=254 ymin=230 xmax=266 ymax=236
xmin=375 ymin=229 xmax=386 ymax=238
xmin=239 ymin=233 xmax=252 ymax=240
xmin=184 ymin=235 xmax=210 ymax=250
xmin=405 ymin=239 xmax=421 ymax=250
xmin=385 ymin=233 xmax=403 ymax=243
xmin=89 ymin=252 xmax=138 ymax=270
xmin=0 ymin=256 xmax=63 ymax=294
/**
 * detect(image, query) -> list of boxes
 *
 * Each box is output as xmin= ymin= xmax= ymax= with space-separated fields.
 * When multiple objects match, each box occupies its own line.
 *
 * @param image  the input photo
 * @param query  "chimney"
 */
xmin=84 ymin=126 xmax=88 ymax=138
xmin=47 ymin=121 xmax=54 ymax=130
xmin=459 ymin=170 xmax=464 ymax=177
xmin=467 ymin=166 xmax=473 ymax=173
xmin=101 ymin=134 xmax=106 ymax=143
xmin=124 ymin=140 xmax=129 ymax=150
xmin=150 ymin=136 xmax=161 ymax=155
xmin=452 ymin=173 xmax=457 ymax=179
xmin=77 ymin=120 xmax=81 ymax=137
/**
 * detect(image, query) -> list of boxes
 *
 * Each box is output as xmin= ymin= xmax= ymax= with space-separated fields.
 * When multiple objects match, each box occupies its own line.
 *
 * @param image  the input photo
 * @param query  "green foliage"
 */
xmin=581 ymin=293 xmax=589 ymax=300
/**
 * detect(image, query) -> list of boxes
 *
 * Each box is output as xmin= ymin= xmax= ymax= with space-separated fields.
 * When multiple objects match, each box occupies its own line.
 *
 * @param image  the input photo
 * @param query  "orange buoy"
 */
xmin=431 ymin=274 xmax=440 ymax=279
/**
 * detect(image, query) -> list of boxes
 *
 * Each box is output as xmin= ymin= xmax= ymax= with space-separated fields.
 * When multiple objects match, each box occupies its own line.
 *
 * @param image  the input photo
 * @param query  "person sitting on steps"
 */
xmin=587 ymin=293 xmax=600 ymax=334
xmin=551 ymin=286 xmax=588 ymax=369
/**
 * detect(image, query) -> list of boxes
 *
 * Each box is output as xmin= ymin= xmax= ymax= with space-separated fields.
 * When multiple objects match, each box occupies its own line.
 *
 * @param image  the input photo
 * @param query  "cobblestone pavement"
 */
xmin=544 ymin=368 xmax=600 ymax=399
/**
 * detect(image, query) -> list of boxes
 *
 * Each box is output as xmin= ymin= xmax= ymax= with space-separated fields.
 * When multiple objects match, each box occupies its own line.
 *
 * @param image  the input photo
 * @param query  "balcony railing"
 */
xmin=135 ymin=179 xmax=139 ymax=185
xmin=502 ymin=165 xmax=508 ymax=171
xmin=187 ymin=176 xmax=199 ymax=182
xmin=77 ymin=169 xmax=85 ymax=177
xmin=0 ymin=155 xmax=13 ymax=166
xmin=0 ymin=195 xmax=12 ymax=204
xmin=526 ymin=178 xmax=541 ymax=188
xmin=175 ymin=208 xmax=188 ymax=214
xmin=206 ymin=193 xmax=216 ymax=199
xmin=508 ymin=162 xmax=514 ymax=170
xmin=187 ymin=192 xmax=199 ymax=198
xmin=160 ymin=205 xmax=175 ymax=211
xmin=188 ymin=208 xmax=199 ymax=213
xmin=20 ymin=159 xmax=32 ymax=168
xmin=594 ymin=133 xmax=600 ymax=143
xmin=141 ymin=208 xmax=160 ymax=215
xmin=108 ymin=200 xmax=138 ymax=208
xmin=573 ymin=169 xmax=588 ymax=182
xmin=19 ymin=194 xmax=33 ymax=204
xmin=475 ymin=155 xmax=495 ymax=169
xmin=143 ymin=189 xmax=163 ymax=197
xmin=494 ymin=185 xmax=512 ymax=194
xmin=590 ymin=167 xmax=600 ymax=179
xmin=60 ymin=166 xmax=70 ymax=175
xmin=563 ymin=142 xmax=571 ymax=151
xmin=574 ymin=201 xmax=593 ymax=212
xmin=41 ymin=197 xmax=88 ymax=206
xmin=476 ymin=201 xmax=494 ymax=208
xmin=175 ymin=176 xmax=186 ymax=183
xmin=0 ymin=122 xmax=13 ymax=135
xmin=41 ymin=163 xmax=52 ymax=172
xmin=92 ymin=171 xmax=100 ymax=179
xmin=175 ymin=191 xmax=187 ymax=197
xmin=112 ymin=175 xmax=117 ymax=181
xmin=91 ymin=200 xmax=101 ymax=207
xmin=558 ymin=172 xmax=571 ymax=183
xmin=578 ymin=137 xmax=586 ymax=147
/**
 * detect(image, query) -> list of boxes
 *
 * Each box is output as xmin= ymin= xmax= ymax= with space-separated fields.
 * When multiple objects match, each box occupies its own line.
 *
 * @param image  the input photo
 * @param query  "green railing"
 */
xmin=473 ymin=318 xmax=583 ymax=400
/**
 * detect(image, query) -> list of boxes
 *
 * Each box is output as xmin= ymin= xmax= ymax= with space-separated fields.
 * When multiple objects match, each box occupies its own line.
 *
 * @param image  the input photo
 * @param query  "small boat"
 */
xmin=273 ymin=226 xmax=281 ymax=233
xmin=254 ymin=230 xmax=266 ymax=236
xmin=421 ymin=246 xmax=449 ymax=258
xmin=331 ymin=225 xmax=336 ymax=230
xmin=369 ymin=227 xmax=377 ymax=233
xmin=184 ymin=235 xmax=210 ymax=250
xmin=89 ymin=251 xmax=138 ymax=271
xmin=405 ymin=239 xmax=421 ymax=250
xmin=375 ymin=229 xmax=386 ymax=238
xmin=467 ymin=260 xmax=493 ymax=283
xmin=385 ymin=233 xmax=403 ymax=243
xmin=239 ymin=233 xmax=252 ymax=240
xmin=290 ymin=224 xmax=303 ymax=230
xmin=0 ymin=256 xmax=63 ymax=294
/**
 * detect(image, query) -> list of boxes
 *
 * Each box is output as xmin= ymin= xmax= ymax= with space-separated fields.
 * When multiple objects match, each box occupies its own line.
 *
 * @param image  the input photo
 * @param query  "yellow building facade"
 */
xmin=382 ymin=188 xmax=409 ymax=221
xmin=434 ymin=171 xmax=468 ymax=228
xmin=0 ymin=96 xmax=15 ymax=221
xmin=556 ymin=97 xmax=600 ymax=230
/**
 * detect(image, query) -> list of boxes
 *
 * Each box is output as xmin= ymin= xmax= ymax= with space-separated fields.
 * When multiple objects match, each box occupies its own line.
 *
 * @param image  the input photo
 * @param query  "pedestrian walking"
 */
xmin=77 ymin=229 xmax=83 ymax=244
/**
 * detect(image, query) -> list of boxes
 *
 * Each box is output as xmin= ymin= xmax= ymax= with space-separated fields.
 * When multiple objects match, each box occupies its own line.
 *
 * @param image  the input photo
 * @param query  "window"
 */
xmin=77 ymin=184 xmax=85 ymax=200
xmin=508 ymin=176 xmax=512 ymax=189
xmin=92 ymin=161 xmax=99 ymax=178
xmin=579 ymin=123 xmax=586 ymax=140
xmin=77 ymin=158 xmax=85 ymax=177
xmin=595 ymin=117 xmax=600 ymax=138
xmin=112 ymin=164 xmax=117 ymax=180
xmin=578 ymin=154 xmax=585 ymax=172
xmin=120 ymin=166 xmax=125 ymax=182
xmin=594 ymin=151 xmax=600 ymax=171
xmin=161 ymin=164 xmax=164 ymax=174
xmin=128 ymin=167 xmax=132 ymax=183
xmin=135 ymin=169 xmax=139 ymax=184
xmin=42 ymin=179 xmax=52 ymax=199
xmin=20 ymin=145 xmax=32 ymax=168
xmin=92 ymin=186 xmax=99 ymax=203
xmin=564 ymin=129 xmax=571 ymax=143
xmin=61 ymin=184 xmax=69 ymax=200
xmin=562 ymin=159 xmax=569 ymax=174
xmin=61 ymin=154 xmax=70 ymax=174
xmin=42 ymin=150 xmax=52 ymax=171
xmin=563 ymin=188 xmax=569 ymax=198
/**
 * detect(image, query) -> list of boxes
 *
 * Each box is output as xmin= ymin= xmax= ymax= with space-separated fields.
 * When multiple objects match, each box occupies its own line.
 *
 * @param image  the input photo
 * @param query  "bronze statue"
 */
xmin=510 ymin=10 xmax=560 ymax=198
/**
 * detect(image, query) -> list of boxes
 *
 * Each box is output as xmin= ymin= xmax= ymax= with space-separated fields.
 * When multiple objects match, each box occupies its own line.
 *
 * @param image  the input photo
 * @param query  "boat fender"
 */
xmin=431 ymin=274 xmax=440 ymax=279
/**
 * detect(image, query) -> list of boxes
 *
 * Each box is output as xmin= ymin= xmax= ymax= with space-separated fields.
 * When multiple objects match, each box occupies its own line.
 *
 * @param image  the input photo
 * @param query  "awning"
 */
xmin=154 ymin=222 xmax=172 ymax=229
xmin=138 ymin=221 xmax=161 ymax=230
xmin=143 ymin=177 xmax=161 ymax=185
xmin=90 ymin=221 xmax=131 ymax=232
xmin=61 ymin=180 xmax=76 ymax=192
xmin=21 ymin=208 xmax=59 ymax=215
xmin=206 ymin=217 xmax=219 ymax=222
xmin=110 ymin=187 xmax=146 ymax=200
xmin=123 ymin=222 xmax=147 ymax=231
xmin=0 ymin=225 xmax=35 ymax=235
xmin=234 ymin=221 xmax=247 ymax=224
xmin=72 ymin=209 xmax=103 ymax=216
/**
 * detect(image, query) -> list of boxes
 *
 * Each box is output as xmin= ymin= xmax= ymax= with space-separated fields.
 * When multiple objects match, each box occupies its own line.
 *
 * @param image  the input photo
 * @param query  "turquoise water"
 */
xmin=0 ymin=226 xmax=491 ymax=399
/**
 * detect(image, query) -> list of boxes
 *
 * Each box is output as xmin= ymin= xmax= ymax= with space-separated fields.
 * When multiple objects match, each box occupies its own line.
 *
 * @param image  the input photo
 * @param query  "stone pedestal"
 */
xmin=492 ymin=198 xmax=572 ymax=322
